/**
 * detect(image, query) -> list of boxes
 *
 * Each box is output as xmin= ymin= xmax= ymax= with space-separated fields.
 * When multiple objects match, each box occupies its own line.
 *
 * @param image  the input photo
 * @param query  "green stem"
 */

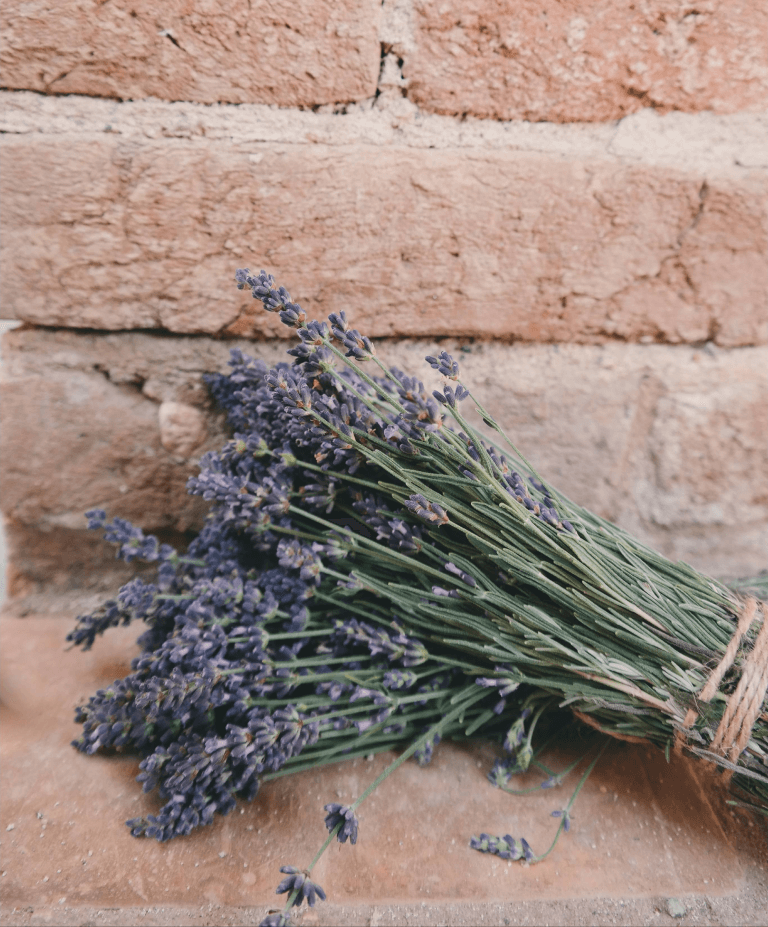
xmin=350 ymin=686 xmax=487 ymax=811
xmin=531 ymin=739 xmax=609 ymax=863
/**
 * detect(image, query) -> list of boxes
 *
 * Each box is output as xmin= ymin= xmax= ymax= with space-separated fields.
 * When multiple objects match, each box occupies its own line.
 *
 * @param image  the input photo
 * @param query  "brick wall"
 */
xmin=1 ymin=0 xmax=766 ymax=602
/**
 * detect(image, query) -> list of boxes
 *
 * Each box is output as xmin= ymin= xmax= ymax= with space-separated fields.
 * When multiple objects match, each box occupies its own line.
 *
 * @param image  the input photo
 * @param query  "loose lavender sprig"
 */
xmin=471 ymin=739 xmax=609 ymax=864
xmin=260 ymin=684 xmax=487 ymax=925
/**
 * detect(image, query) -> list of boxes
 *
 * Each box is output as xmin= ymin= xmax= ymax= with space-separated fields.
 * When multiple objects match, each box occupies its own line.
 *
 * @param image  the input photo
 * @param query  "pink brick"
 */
xmin=0 ymin=0 xmax=381 ymax=105
xmin=1 ymin=134 xmax=765 ymax=346
xmin=406 ymin=0 xmax=768 ymax=122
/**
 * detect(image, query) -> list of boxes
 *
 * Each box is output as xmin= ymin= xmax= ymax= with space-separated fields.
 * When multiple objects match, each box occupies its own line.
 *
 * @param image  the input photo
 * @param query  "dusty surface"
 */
xmin=1 ymin=613 xmax=766 ymax=927
xmin=3 ymin=330 xmax=766 ymax=594
xmin=406 ymin=0 xmax=768 ymax=122
xmin=1 ymin=128 xmax=765 ymax=344
xmin=3 ymin=91 xmax=767 ymax=175
xmin=0 ymin=0 xmax=381 ymax=106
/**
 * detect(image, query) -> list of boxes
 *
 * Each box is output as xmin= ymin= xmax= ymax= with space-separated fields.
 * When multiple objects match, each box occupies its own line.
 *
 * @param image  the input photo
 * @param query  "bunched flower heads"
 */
xmin=275 ymin=866 xmax=327 ymax=907
xmin=323 ymin=803 xmax=360 ymax=844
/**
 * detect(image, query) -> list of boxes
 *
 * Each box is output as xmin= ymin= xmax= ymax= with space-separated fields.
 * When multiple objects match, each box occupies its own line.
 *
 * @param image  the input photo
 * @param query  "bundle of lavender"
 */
xmin=69 ymin=267 xmax=766 ymax=919
xmin=219 ymin=269 xmax=766 ymax=808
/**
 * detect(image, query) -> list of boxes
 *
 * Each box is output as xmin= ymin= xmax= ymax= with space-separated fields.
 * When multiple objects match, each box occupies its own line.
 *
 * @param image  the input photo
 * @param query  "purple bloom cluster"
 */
xmin=413 ymin=729 xmax=442 ymax=767
xmin=275 ymin=866 xmax=326 ymax=907
xmin=476 ymin=666 xmax=523 ymax=714
xmin=404 ymin=494 xmax=449 ymax=526
xmin=425 ymin=350 xmax=460 ymax=380
xmin=323 ymin=803 xmax=360 ymax=844
xmin=550 ymin=808 xmax=572 ymax=831
xmin=70 ymin=270 xmax=546 ymax=852
xmin=329 ymin=618 xmax=429 ymax=667
xmin=486 ymin=705 xmax=538 ymax=788
xmin=469 ymin=832 xmax=534 ymax=862
xmin=258 ymin=913 xmax=292 ymax=927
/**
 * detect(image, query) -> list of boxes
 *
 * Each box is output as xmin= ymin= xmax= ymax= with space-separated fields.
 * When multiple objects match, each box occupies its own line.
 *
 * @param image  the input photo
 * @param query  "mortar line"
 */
xmin=1 ymin=90 xmax=765 ymax=177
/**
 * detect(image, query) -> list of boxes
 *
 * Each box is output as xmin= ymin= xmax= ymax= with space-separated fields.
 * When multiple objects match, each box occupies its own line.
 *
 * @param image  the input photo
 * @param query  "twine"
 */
xmin=571 ymin=710 xmax=648 ymax=744
xmin=674 ymin=596 xmax=768 ymax=769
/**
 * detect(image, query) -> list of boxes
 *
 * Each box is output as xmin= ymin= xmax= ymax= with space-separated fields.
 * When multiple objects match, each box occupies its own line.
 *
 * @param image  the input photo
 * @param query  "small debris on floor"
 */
xmin=666 ymin=897 xmax=686 ymax=918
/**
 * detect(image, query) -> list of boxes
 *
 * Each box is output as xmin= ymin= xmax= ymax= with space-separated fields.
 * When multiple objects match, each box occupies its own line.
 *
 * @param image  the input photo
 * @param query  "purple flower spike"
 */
xmin=551 ymin=808 xmax=572 ymax=832
xmin=405 ymin=494 xmax=449 ymax=526
xmin=432 ymin=383 xmax=470 ymax=406
xmin=323 ymin=803 xmax=360 ymax=844
xmin=276 ymin=866 xmax=326 ymax=907
xmin=235 ymin=269 xmax=306 ymax=328
xmin=541 ymin=774 xmax=564 ymax=789
xmin=332 ymin=327 xmax=376 ymax=361
xmin=259 ymin=913 xmax=292 ymax=927
xmin=425 ymin=350 xmax=460 ymax=380
xmin=470 ymin=833 xmax=534 ymax=862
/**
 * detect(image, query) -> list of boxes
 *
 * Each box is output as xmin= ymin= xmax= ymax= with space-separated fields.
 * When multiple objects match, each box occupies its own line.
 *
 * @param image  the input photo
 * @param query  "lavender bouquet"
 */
xmin=69 ymin=269 xmax=767 ymax=923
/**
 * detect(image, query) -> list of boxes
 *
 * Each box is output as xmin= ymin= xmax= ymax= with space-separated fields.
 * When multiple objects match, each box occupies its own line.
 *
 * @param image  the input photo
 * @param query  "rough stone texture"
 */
xmin=0 ymin=616 xmax=754 ymax=921
xmin=2 ymin=523 xmax=168 ymax=602
xmin=405 ymin=0 xmax=768 ymax=122
xmin=158 ymin=401 xmax=208 ymax=457
xmin=3 ymin=91 xmax=767 ymax=174
xmin=1 ymin=130 xmax=766 ymax=346
xmin=0 ymin=329 xmax=234 ymax=537
xmin=0 ymin=0 xmax=381 ymax=106
xmin=2 ymin=329 xmax=766 ymax=595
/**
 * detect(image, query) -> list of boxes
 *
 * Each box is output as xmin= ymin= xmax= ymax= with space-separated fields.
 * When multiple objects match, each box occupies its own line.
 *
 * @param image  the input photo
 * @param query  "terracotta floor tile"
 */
xmin=0 ymin=616 xmax=748 ymax=915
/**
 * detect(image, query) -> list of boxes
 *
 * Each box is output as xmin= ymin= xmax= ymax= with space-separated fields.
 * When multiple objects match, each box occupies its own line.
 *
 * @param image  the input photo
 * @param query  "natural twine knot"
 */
xmin=675 ymin=595 xmax=768 ymax=769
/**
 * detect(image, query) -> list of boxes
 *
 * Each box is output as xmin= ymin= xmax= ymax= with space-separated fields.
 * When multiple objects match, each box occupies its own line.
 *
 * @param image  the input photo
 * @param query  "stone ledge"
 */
xmin=3 ymin=894 xmax=768 ymax=927
xmin=2 ymin=615 xmax=766 ymax=927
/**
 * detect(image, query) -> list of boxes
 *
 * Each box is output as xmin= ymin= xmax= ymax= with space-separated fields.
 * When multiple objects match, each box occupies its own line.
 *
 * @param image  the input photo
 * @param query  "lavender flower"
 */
xmin=236 ymin=269 xmax=307 ymax=329
xmin=323 ymin=803 xmax=359 ymax=844
xmin=551 ymin=808 xmax=572 ymax=832
xmin=432 ymin=383 xmax=469 ymax=407
xmin=404 ymin=494 xmax=449 ymax=526
xmin=275 ymin=866 xmax=326 ymax=907
xmin=444 ymin=561 xmax=477 ymax=587
xmin=469 ymin=833 xmax=534 ymax=862
xmin=332 ymin=328 xmax=376 ymax=361
xmin=414 ymin=730 xmax=441 ymax=766
xmin=487 ymin=744 xmax=534 ymax=787
xmin=382 ymin=669 xmax=417 ymax=690
xmin=475 ymin=667 xmax=522 ymax=713
xmin=424 ymin=350 xmax=460 ymax=380
xmin=258 ymin=912 xmax=292 ymax=927
xmin=503 ymin=709 xmax=531 ymax=753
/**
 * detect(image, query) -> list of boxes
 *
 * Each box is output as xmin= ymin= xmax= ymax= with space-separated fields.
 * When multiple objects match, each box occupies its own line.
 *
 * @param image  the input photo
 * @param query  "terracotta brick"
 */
xmin=0 ymin=0 xmax=381 ymax=106
xmin=2 ymin=330 xmax=766 ymax=587
xmin=1 ymin=135 xmax=765 ymax=346
xmin=406 ymin=0 xmax=768 ymax=122
xmin=3 ymin=522 xmax=156 ymax=601
xmin=0 ymin=329 xmax=231 ymax=536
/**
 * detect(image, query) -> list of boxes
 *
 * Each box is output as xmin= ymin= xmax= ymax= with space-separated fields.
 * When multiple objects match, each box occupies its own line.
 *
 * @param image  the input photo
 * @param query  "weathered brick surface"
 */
xmin=3 ymin=523 xmax=168 ymax=601
xmin=0 ymin=330 xmax=233 ymax=541
xmin=2 ymin=330 xmax=766 ymax=591
xmin=2 ymin=134 xmax=765 ymax=345
xmin=406 ymin=0 xmax=768 ymax=122
xmin=0 ymin=0 xmax=381 ymax=106
xmin=0 ymin=618 xmax=746 ymax=909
